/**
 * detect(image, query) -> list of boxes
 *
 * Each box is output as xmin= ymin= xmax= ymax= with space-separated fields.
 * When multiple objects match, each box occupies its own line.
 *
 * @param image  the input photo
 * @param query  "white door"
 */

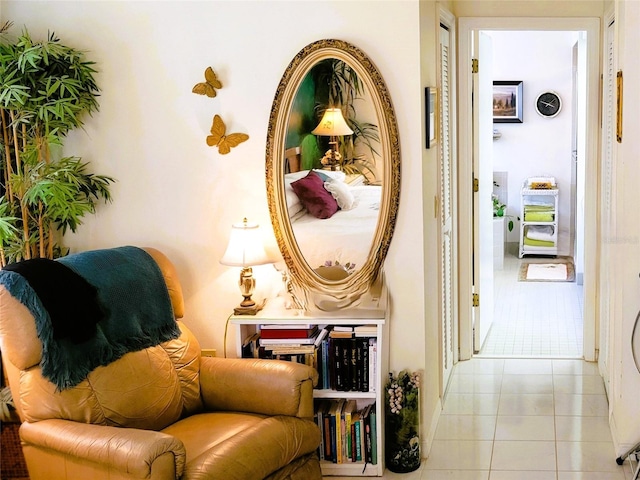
xmin=439 ymin=22 xmax=456 ymax=393
xmin=599 ymin=16 xmax=616 ymax=395
xmin=472 ymin=32 xmax=494 ymax=353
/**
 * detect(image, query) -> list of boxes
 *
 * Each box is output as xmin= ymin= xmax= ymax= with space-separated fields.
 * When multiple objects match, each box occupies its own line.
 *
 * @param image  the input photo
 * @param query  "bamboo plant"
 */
xmin=0 ymin=23 xmax=114 ymax=266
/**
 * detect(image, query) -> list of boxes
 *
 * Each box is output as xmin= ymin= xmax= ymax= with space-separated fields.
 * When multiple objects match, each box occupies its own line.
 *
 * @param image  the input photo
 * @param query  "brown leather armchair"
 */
xmin=0 ymin=247 xmax=322 ymax=480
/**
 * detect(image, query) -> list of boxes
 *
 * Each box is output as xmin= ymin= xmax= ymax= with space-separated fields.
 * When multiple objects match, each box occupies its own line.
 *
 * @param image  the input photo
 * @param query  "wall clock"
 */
xmin=535 ymin=91 xmax=562 ymax=118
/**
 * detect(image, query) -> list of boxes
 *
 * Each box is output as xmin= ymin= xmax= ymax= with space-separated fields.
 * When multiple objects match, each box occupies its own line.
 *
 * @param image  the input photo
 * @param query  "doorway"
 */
xmin=479 ymin=30 xmax=585 ymax=358
xmin=457 ymin=17 xmax=601 ymax=362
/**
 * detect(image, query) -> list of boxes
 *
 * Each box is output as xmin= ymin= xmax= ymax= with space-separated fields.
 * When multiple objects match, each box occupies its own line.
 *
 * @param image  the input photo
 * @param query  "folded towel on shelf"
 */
xmin=524 ymin=212 xmax=554 ymax=222
xmin=524 ymin=204 xmax=555 ymax=211
xmin=524 ymin=237 xmax=555 ymax=247
xmin=526 ymin=225 xmax=554 ymax=242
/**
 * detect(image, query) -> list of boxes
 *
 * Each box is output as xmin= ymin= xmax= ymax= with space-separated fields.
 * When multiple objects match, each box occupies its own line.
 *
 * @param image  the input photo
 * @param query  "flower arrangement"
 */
xmin=385 ymin=370 xmax=421 ymax=472
xmin=320 ymin=149 xmax=342 ymax=170
xmin=322 ymin=259 xmax=356 ymax=274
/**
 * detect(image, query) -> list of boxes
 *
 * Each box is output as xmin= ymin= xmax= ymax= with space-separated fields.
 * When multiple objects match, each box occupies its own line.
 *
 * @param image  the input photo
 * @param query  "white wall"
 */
xmin=2 ymin=0 xmax=440 ymax=443
xmin=489 ymin=30 xmax=578 ymax=250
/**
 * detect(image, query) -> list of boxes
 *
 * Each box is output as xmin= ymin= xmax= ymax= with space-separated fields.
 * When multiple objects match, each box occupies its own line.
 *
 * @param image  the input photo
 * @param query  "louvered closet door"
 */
xmin=599 ymin=18 xmax=616 ymax=396
xmin=439 ymin=23 xmax=455 ymax=395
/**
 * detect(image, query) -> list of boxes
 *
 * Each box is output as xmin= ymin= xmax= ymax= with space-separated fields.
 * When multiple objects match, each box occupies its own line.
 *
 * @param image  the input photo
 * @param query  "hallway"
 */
xmin=481 ymin=250 xmax=584 ymax=357
xmin=379 ymin=358 xmax=630 ymax=479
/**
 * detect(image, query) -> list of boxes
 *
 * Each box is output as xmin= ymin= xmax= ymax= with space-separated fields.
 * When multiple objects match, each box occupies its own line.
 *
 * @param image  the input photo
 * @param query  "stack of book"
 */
xmin=314 ymin=399 xmax=377 ymax=465
xmin=256 ymin=324 xmax=321 ymax=366
xmin=316 ymin=326 xmax=377 ymax=392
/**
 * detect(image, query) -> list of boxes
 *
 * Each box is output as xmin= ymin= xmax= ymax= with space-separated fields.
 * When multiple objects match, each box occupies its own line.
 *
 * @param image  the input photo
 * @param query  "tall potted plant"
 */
xmin=312 ymin=59 xmax=380 ymax=179
xmin=0 ymin=23 xmax=114 ymax=266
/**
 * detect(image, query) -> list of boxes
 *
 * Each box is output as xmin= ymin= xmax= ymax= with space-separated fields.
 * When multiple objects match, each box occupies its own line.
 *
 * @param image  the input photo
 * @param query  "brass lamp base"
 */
xmin=233 ymin=298 xmax=267 ymax=315
xmin=233 ymin=302 xmax=264 ymax=316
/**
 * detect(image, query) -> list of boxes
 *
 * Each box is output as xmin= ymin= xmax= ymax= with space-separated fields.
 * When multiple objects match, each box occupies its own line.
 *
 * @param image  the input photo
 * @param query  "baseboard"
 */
xmin=422 ymin=397 xmax=442 ymax=459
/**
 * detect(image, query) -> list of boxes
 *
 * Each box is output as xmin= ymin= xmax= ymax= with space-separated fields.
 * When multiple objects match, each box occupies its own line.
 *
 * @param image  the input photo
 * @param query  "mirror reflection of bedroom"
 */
xmin=479 ymin=30 xmax=586 ymax=359
xmin=284 ymin=57 xmax=382 ymax=280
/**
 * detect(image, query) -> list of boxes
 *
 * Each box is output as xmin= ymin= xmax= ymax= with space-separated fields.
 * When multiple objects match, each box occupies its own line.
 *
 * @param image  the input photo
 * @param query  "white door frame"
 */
xmin=457 ymin=17 xmax=601 ymax=361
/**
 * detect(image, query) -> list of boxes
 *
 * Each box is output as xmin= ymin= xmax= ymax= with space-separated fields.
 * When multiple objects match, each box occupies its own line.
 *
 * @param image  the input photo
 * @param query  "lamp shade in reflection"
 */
xmin=311 ymin=108 xmax=354 ymax=137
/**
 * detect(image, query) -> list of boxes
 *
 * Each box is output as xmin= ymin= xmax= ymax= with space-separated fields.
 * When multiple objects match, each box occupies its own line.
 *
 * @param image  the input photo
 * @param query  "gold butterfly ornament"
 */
xmin=207 ymin=115 xmax=249 ymax=155
xmin=192 ymin=67 xmax=222 ymax=98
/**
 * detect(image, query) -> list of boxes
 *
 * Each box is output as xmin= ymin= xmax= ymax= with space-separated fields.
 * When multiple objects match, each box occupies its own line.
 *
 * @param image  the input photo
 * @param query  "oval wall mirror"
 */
xmin=266 ymin=39 xmax=400 ymax=309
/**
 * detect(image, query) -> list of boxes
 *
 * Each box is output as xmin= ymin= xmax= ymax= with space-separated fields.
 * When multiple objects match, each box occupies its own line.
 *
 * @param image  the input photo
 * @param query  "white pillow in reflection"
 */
xmin=324 ymin=179 xmax=356 ymax=210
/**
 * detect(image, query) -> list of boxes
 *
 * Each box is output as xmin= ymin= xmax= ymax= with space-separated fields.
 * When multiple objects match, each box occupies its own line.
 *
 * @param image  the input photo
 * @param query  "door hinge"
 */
xmin=472 ymin=58 xmax=479 ymax=74
xmin=473 ymin=293 xmax=479 ymax=307
xmin=473 ymin=177 xmax=479 ymax=192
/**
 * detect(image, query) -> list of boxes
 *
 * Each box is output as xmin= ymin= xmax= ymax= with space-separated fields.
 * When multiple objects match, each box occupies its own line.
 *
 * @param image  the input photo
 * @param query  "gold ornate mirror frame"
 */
xmin=266 ymin=39 xmax=400 ymax=309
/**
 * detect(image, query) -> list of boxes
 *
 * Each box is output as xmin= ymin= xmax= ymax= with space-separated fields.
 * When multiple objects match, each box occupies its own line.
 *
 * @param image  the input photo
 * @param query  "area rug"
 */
xmin=1 ymin=422 xmax=29 ymax=479
xmin=518 ymin=259 xmax=575 ymax=282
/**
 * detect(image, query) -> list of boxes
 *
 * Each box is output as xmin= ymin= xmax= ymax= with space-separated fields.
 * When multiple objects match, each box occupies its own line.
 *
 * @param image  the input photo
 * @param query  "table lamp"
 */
xmin=220 ymin=218 xmax=272 ymax=315
xmin=312 ymin=108 xmax=353 ymax=170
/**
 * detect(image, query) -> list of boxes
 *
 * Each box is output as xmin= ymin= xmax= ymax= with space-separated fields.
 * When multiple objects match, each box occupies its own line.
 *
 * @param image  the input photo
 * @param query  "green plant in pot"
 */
xmin=492 ymin=186 xmax=518 ymax=232
xmin=0 ymin=23 xmax=114 ymax=266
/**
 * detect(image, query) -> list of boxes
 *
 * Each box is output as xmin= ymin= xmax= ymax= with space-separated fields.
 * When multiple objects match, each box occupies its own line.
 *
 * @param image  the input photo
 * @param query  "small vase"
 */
xmin=385 ymin=419 xmax=420 ymax=472
xmin=385 ymin=372 xmax=421 ymax=473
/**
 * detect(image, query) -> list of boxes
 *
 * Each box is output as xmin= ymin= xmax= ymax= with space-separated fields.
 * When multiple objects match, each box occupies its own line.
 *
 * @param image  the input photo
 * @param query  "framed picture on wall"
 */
xmin=493 ymin=80 xmax=523 ymax=123
xmin=425 ymin=87 xmax=437 ymax=148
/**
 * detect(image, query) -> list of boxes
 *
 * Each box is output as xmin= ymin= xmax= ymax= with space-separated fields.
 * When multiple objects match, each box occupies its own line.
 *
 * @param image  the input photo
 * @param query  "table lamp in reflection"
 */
xmin=220 ymin=218 xmax=272 ymax=315
xmin=312 ymin=108 xmax=353 ymax=171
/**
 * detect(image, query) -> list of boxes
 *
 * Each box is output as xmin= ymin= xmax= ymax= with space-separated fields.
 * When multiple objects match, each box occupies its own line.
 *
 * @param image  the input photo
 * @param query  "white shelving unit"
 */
xmin=231 ymin=301 xmax=388 ymax=477
xmin=519 ymin=187 xmax=559 ymax=258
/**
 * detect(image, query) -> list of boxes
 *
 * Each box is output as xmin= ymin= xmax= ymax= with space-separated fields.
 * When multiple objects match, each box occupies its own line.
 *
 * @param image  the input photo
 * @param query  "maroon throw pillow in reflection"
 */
xmin=290 ymin=170 xmax=339 ymax=219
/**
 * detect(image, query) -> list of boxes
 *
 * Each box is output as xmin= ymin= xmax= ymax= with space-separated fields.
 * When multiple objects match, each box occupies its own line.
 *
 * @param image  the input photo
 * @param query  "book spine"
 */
xmin=338 ymin=338 xmax=351 ymax=391
xmin=370 ymin=407 xmax=377 ymax=464
xmin=329 ymin=407 xmax=337 ymax=463
xmin=333 ymin=338 xmax=343 ymax=390
xmin=322 ymin=339 xmax=329 ymax=389
xmin=329 ymin=337 xmax=337 ymax=390
xmin=259 ymin=328 xmax=317 ymax=339
xmin=315 ymin=402 xmax=325 ymax=461
xmin=323 ymin=409 xmax=332 ymax=461
xmin=369 ymin=338 xmax=377 ymax=393
xmin=339 ymin=407 xmax=346 ymax=463
xmin=361 ymin=337 xmax=369 ymax=392
xmin=350 ymin=420 xmax=357 ymax=462
xmin=345 ymin=411 xmax=352 ymax=462
xmin=349 ymin=337 xmax=357 ymax=392
xmin=355 ymin=418 xmax=362 ymax=461
xmin=334 ymin=404 xmax=342 ymax=463
xmin=364 ymin=407 xmax=373 ymax=464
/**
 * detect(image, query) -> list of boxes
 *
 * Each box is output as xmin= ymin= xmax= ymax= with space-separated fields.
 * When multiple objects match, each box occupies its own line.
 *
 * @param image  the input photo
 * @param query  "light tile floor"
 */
xmin=326 ymin=358 xmax=634 ymax=479
xmin=481 ymin=251 xmax=584 ymax=357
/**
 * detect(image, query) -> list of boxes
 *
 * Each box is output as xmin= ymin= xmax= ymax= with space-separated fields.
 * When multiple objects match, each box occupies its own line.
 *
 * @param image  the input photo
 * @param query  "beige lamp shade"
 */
xmin=220 ymin=218 xmax=271 ymax=267
xmin=311 ymin=108 xmax=354 ymax=137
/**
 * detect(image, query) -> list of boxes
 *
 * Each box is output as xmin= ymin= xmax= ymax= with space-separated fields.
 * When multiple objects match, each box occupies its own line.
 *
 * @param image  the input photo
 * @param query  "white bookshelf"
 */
xmin=231 ymin=301 xmax=388 ymax=477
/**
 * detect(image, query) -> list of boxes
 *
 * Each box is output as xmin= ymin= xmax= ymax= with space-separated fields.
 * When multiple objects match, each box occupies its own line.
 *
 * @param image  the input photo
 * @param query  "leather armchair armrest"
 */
xmin=20 ymin=419 xmax=186 ymax=479
xmin=200 ymin=357 xmax=318 ymax=418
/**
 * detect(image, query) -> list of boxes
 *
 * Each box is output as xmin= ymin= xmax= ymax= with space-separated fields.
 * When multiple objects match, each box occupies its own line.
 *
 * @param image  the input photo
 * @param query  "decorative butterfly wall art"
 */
xmin=206 ymin=115 xmax=249 ymax=155
xmin=192 ymin=67 xmax=222 ymax=98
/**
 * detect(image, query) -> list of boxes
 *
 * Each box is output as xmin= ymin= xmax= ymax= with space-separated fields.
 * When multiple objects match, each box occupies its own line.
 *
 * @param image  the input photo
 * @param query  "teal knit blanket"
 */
xmin=0 ymin=246 xmax=179 ymax=390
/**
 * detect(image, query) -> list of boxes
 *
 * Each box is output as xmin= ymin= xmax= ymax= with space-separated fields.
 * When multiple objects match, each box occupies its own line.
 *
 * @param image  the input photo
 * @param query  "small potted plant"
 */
xmin=492 ymin=194 xmax=519 ymax=232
